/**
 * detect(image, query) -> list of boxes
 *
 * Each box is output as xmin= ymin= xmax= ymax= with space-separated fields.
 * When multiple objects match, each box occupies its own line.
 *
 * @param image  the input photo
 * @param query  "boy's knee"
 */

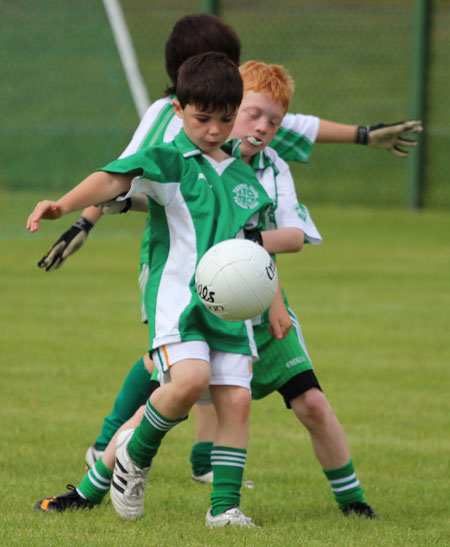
xmin=179 ymin=376 xmax=210 ymax=406
xmin=212 ymin=385 xmax=251 ymax=423
xmin=291 ymin=388 xmax=333 ymax=426
xmin=228 ymin=388 xmax=252 ymax=420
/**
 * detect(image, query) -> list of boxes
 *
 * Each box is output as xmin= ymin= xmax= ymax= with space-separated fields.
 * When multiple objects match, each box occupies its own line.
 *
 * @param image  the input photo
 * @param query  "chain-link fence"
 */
xmin=1 ymin=0 xmax=448 ymax=208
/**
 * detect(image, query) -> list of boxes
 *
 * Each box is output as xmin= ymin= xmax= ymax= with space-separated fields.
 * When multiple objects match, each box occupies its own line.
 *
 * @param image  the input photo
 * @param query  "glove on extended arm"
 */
xmin=37 ymin=215 xmax=94 ymax=272
xmin=355 ymin=120 xmax=423 ymax=157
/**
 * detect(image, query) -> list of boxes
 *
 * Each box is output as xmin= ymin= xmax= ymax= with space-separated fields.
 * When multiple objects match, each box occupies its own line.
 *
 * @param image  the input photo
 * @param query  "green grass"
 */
xmin=1 ymin=192 xmax=450 ymax=545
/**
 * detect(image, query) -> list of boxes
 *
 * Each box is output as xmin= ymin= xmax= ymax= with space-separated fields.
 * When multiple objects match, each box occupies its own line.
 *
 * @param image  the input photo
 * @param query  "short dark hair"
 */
xmin=164 ymin=14 xmax=241 ymax=95
xmin=176 ymin=52 xmax=243 ymax=113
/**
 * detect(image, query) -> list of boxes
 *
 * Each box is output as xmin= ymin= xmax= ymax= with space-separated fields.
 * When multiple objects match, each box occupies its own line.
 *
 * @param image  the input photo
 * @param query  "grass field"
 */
xmin=1 ymin=192 xmax=449 ymax=545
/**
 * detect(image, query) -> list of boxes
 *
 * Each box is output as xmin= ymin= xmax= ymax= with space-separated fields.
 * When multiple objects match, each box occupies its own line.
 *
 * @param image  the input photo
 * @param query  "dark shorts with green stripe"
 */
xmin=251 ymin=318 xmax=321 ymax=408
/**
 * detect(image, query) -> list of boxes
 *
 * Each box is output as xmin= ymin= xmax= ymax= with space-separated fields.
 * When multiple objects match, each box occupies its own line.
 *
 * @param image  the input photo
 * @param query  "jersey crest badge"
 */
xmin=232 ymin=184 xmax=259 ymax=210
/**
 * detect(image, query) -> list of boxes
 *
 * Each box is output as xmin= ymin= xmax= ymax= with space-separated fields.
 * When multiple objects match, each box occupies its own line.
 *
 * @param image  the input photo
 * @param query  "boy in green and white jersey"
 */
xmin=36 ymin=16 xmax=422 ymax=453
xmin=112 ymin=62 xmax=376 ymax=518
xmin=36 ymin=15 xmax=422 ymax=455
xmin=105 ymin=61 xmax=376 ymax=518
xmin=33 ymin=13 xmax=418 ymax=520
xmin=28 ymin=52 xmax=274 ymax=527
xmin=34 ymin=61 xmax=375 ymax=520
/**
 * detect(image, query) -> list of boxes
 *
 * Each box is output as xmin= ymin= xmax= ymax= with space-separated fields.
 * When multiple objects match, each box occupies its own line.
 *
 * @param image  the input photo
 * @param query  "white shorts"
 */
xmin=152 ymin=340 xmax=253 ymax=404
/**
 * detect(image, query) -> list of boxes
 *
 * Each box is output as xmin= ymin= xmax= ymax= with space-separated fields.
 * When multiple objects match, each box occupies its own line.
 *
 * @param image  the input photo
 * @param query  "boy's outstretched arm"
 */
xmin=316 ymin=119 xmax=423 ymax=156
xmin=37 ymin=195 xmax=147 ymax=272
xmin=26 ymin=171 xmax=132 ymax=233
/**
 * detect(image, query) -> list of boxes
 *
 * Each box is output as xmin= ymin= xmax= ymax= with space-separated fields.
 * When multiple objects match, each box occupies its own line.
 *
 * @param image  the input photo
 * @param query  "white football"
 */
xmin=195 ymin=239 xmax=278 ymax=321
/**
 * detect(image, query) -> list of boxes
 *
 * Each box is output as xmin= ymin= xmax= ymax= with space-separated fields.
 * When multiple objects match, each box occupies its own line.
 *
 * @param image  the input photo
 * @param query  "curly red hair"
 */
xmin=239 ymin=61 xmax=294 ymax=114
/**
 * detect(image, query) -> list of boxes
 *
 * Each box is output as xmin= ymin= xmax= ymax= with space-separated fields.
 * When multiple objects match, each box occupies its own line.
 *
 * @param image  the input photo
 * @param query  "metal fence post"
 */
xmin=201 ymin=0 xmax=219 ymax=15
xmin=407 ymin=0 xmax=431 ymax=208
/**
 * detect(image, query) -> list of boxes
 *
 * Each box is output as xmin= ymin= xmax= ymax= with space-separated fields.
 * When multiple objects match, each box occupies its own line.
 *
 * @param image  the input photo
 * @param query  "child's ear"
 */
xmin=173 ymin=100 xmax=183 ymax=118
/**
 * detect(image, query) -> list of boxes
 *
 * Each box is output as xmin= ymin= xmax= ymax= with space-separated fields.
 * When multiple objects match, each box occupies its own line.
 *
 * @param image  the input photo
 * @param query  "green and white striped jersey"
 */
xmin=101 ymin=129 xmax=273 ymax=356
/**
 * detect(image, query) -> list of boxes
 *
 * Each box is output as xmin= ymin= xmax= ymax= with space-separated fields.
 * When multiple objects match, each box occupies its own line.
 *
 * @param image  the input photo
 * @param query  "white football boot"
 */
xmin=191 ymin=470 xmax=213 ymax=483
xmin=85 ymin=444 xmax=104 ymax=470
xmin=206 ymin=507 xmax=256 ymax=528
xmin=110 ymin=429 xmax=151 ymax=520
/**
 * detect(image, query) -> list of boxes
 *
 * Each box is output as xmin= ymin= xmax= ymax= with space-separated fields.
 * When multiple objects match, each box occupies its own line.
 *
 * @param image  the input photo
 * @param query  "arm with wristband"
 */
xmin=317 ymin=119 xmax=423 ymax=156
xmin=270 ymin=114 xmax=422 ymax=164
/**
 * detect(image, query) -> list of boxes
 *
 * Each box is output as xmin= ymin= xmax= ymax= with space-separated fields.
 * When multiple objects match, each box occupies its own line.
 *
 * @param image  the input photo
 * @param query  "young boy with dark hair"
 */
xmin=35 ymin=18 xmax=421 ymax=472
xmin=37 ymin=15 xmax=420 ymax=469
xmin=164 ymin=13 xmax=241 ymax=96
xmin=33 ymin=59 xmax=376 ymax=522
xmin=28 ymin=51 xmax=273 ymax=527
xmin=32 ymin=12 xmax=418 ymax=522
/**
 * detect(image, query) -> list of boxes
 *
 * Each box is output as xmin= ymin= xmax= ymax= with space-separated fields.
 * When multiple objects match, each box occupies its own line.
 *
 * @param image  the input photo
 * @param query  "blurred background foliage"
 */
xmin=1 ymin=0 xmax=448 ymax=207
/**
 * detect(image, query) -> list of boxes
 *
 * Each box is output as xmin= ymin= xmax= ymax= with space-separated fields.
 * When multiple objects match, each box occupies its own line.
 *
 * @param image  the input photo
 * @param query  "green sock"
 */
xmin=323 ymin=459 xmax=365 ymax=510
xmin=127 ymin=400 xmax=183 ymax=468
xmin=77 ymin=457 xmax=112 ymax=505
xmin=190 ymin=442 xmax=213 ymax=476
xmin=95 ymin=357 xmax=151 ymax=450
xmin=210 ymin=446 xmax=246 ymax=516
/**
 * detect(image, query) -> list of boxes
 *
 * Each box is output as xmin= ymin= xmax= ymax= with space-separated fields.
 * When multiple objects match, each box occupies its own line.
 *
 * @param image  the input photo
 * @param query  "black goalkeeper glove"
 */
xmin=355 ymin=120 xmax=423 ymax=157
xmin=244 ymin=227 xmax=263 ymax=246
xmin=37 ymin=215 xmax=94 ymax=272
